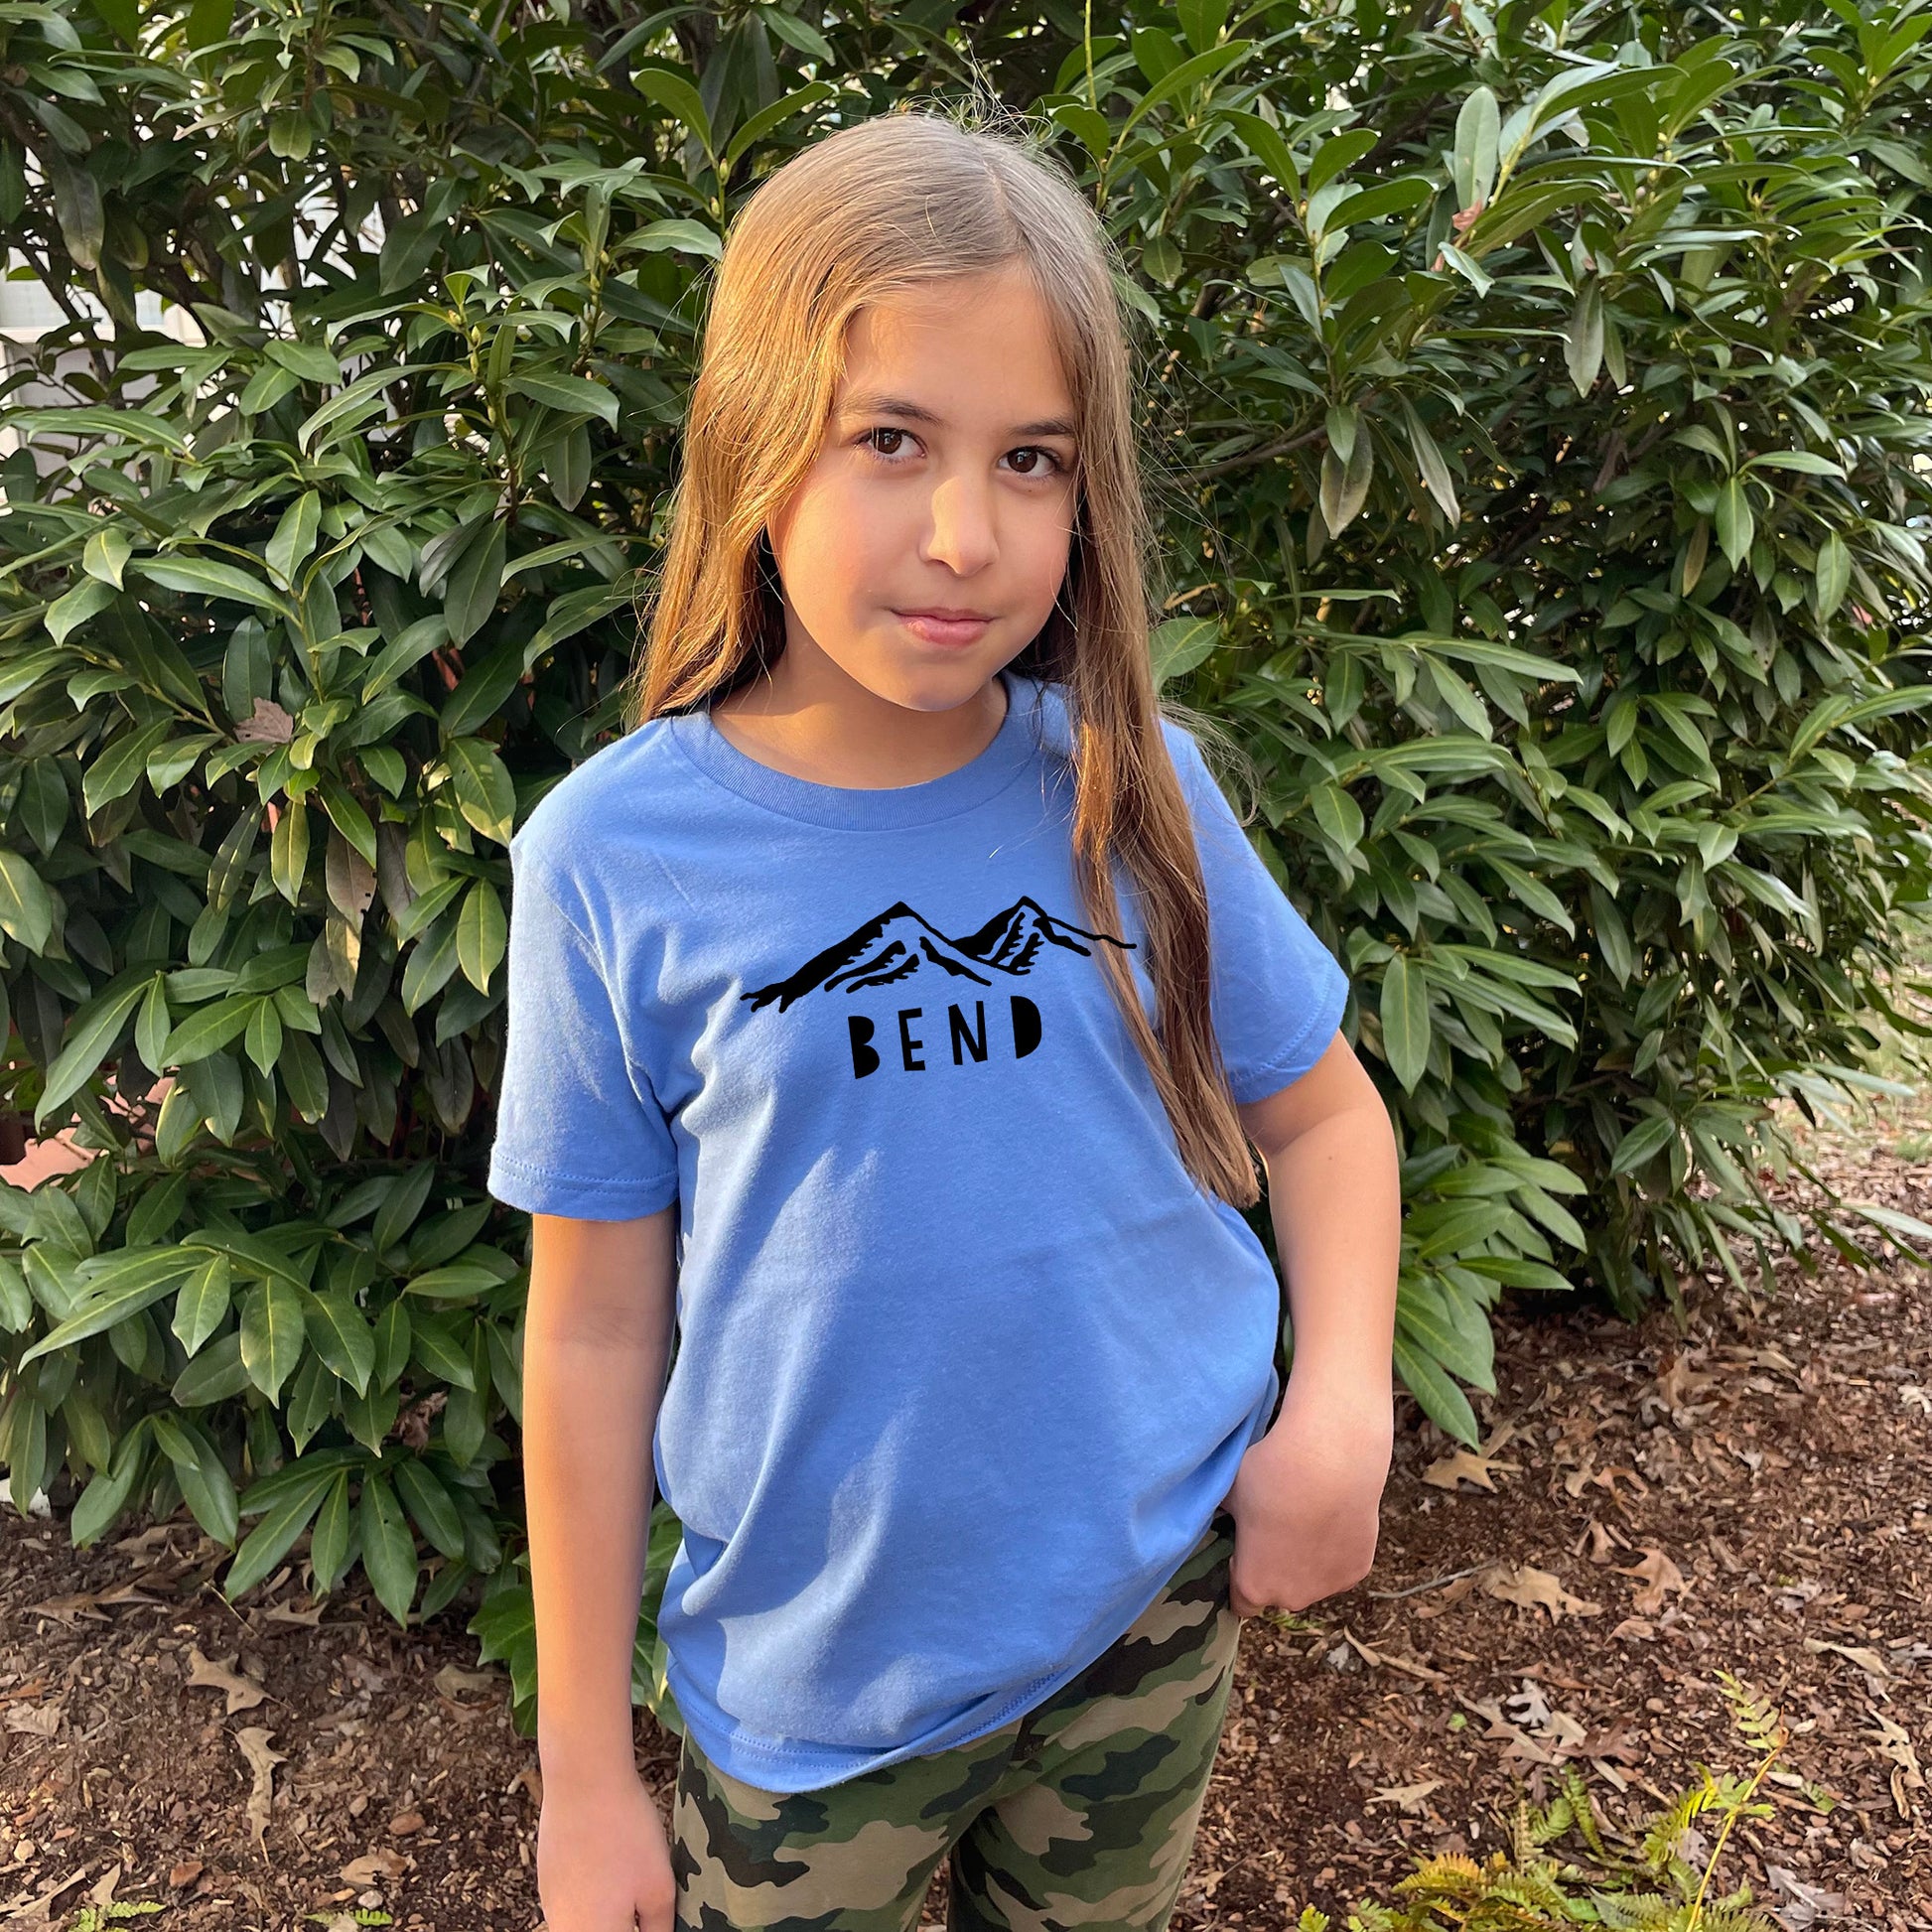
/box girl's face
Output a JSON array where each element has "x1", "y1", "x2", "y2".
[{"x1": 764, "y1": 261, "x2": 1080, "y2": 713}]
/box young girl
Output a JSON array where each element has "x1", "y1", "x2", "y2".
[{"x1": 487, "y1": 105, "x2": 1401, "y2": 1932}]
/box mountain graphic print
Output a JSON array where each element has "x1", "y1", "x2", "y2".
[{"x1": 742, "y1": 897, "x2": 1134, "y2": 1013}]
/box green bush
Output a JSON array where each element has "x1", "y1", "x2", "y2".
[{"x1": 2, "y1": 0, "x2": 1930, "y2": 1730}]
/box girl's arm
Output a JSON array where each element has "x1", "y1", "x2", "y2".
[
  {"x1": 1237, "y1": 1031, "x2": 1401, "y2": 1396},
  {"x1": 1222, "y1": 1033, "x2": 1401, "y2": 1618},
  {"x1": 523, "y1": 1207, "x2": 681, "y2": 1929}
]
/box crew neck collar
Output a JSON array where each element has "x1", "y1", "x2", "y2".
[{"x1": 670, "y1": 670, "x2": 1040, "y2": 829}]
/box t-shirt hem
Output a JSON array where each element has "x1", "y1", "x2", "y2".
[
  {"x1": 666, "y1": 1502, "x2": 1238, "y2": 1795},
  {"x1": 485, "y1": 1152, "x2": 677, "y2": 1219},
  {"x1": 1225, "y1": 961, "x2": 1349, "y2": 1104}
]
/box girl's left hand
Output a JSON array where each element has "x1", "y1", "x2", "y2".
[{"x1": 1217, "y1": 1376, "x2": 1394, "y2": 1620}]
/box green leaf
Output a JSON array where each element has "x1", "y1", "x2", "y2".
[
  {"x1": 17, "y1": 1248, "x2": 197, "y2": 1366},
  {"x1": 264, "y1": 339, "x2": 343, "y2": 384},
  {"x1": 404, "y1": 1263, "x2": 499, "y2": 1303},
  {"x1": 82, "y1": 718, "x2": 174, "y2": 817},
  {"x1": 1610, "y1": 1112, "x2": 1679, "y2": 1176},
  {"x1": 505, "y1": 374, "x2": 620, "y2": 426},
  {"x1": 271, "y1": 796, "x2": 311, "y2": 904},
  {"x1": 1309, "y1": 782, "x2": 1364, "y2": 855},
  {"x1": 1119, "y1": 41, "x2": 1253, "y2": 143},
  {"x1": 1318, "y1": 423, "x2": 1373, "y2": 535},
  {"x1": 172, "y1": 1329, "x2": 251, "y2": 1408},
  {"x1": 446, "y1": 738, "x2": 515, "y2": 845},
  {"x1": 1452, "y1": 85, "x2": 1500, "y2": 209},
  {"x1": 722, "y1": 82, "x2": 834, "y2": 168},
  {"x1": 172, "y1": 1250, "x2": 232, "y2": 1358},
  {"x1": 457, "y1": 881, "x2": 507, "y2": 993},
  {"x1": 0, "y1": 851, "x2": 55, "y2": 954},
  {"x1": 1714, "y1": 476, "x2": 1754, "y2": 570},
  {"x1": 1565, "y1": 279, "x2": 1603, "y2": 395},
  {"x1": 46, "y1": 575, "x2": 117, "y2": 644},
  {"x1": 393, "y1": 1456, "x2": 466, "y2": 1559},
  {"x1": 358, "y1": 1472, "x2": 420, "y2": 1624},
  {"x1": 265, "y1": 490, "x2": 321, "y2": 590},
  {"x1": 36, "y1": 974, "x2": 151, "y2": 1125},
  {"x1": 135, "y1": 555, "x2": 290, "y2": 615},
  {"x1": 304, "y1": 1289, "x2": 376, "y2": 1397},
  {"x1": 1815, "y1": 532, "x2": 1852, "y2": 619},
  {"x1": 222, "y1": 1464, "x2": 336, "y2": 1600},
  {"x1": 239, "y1": 1279, "x2": 306, "y2": 1402},
  {"x1": 628, "y1": 64, "x2": 713, "y2": 153},
  {"x1": 1395, "y1": 1279, "x2": 1495, "y2": 1393},
  {"x1": 373, "y1": 1162, "x2": 438, "y2": 1256},
  {"x1": 71, "y1": 1422, "x2": 150, "y2": 1547},
  {"x1": 163, "y1": 994, "x2": 255, "y2": 1066},
  {"x1": 1399, "y1": 400, "x2": 1458, "y2": 524},
  {"x1": 150, "y1": 1414, "x2": 239, "y2": 1547},
  {"x1": 1379, "y1": 956, "x2": 1431, "y2": 1092},
  {"x1": 1391, "y1": 1327, "x2": 1480, "y2": 1448},
  {"x1": 445, "y1": 519, "x2": 507, "y2": 648},
  {"x1": 1151, "y1": 617, "x2": 1219, "y2": 688}
]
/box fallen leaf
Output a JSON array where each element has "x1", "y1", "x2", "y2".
[
  {"x1": 25, "y1": 1593, "x2": 107, "y2": 1627},
  {"x1": 234, "y1": 1726, "x2": 285, "y2": 1853},
  {"x1": 1367, "y1": 1777, "x2": 1444, "y2": 1814},
  {"x1": 1477, "y1": 1562, "x2": 1602, "y2": 1622},
  {"x1": 1804, "y1": 1636, "x2": 1891, "y2": 1679},
  {"x1": 1422, "y1": 1446, "x2": 1522, "y2": 1492},
  {"x1": 235, "y1": 697, "x2": 295, "y2": 745},
  {"x1": 387, "y1": 1811, "x2": 424, "y2": 1836},
  {"x1": 90, "y1": 1582, "x2": 170, "y2": 1609},
  {"x1": 186, "y1": 1647, "x2": 267, "y2": 1716},
  {"x1": 111, "y1": 1525, "x2": 177, "y2": 1555},
  {"x1": 1863, "y1": 1710, "x2": 1925, "y2": 1817},
  {"x1": 1764, "y1": 1863, "x2": 1852, "y2": 1928},
  {"x1": 339, "y1": 1850, "x2": 410, "y2": 1886},
  {"x1": 166, "y1": 1861, "x2": 203, "y2": 1890},
  {"x1": 2, "y1": 1699, "x2": 65, "y2": 1739},
  {"x1": 1612, "y1": 1547, "x2": 1689, "y2": 1616},
  {"x1": 1333, "y1": 1627, "x2": 1448, "y2": 1683},
  {"x1": 2, "y1": 1864, "x2": 90, "y2": 1923},
  {"x1": 1576, "y1": 1719, "x2": 1646, "y2": 1766},
  {"x1": 433, "y1": 1663, "x2": 500, "y2": 1700}
]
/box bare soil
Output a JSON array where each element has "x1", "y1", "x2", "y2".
[{"x1": 0, "y1": 1089, "x2": 1927, "y2": 1932}]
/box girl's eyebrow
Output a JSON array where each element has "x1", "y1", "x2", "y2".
[{"x1": 838, "y1": 390, "x2": 1077, "y2": 440}]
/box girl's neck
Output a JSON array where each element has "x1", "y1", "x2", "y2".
[{"x1": 709, "y1": 657, "x2": 1012, "y2": 791}]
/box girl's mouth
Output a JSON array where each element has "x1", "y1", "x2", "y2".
[{"x1": 896, "y1": 610, "x2": 993, "y2": 646}]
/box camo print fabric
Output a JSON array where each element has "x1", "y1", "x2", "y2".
[{"x1": 669, "y1": 1508, "x2": 1239, "y2": 1932}]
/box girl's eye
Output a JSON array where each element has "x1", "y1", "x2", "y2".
[
  {"x1": 857, "y1": 429, "x2": 1067, "y2": 478},
  {"x1": 1004, "y1": 446, "x2": 1064, "y2": 479}
]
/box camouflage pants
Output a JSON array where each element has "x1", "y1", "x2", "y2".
[{"x1": 670, "y1": 1508, "x2": 1239, "y2": 1932}]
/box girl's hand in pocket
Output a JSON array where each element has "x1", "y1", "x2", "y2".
[
  {"x1": 1218, "y1": 1376, "x2": 1393, "y2": 1620},
  {"x1": 538, "y1": 1765, "x2": 677, "y2": 1931}
]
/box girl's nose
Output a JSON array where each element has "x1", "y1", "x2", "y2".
[{"x1": 921, "y1": 472, "x2": 998, "y2": 577}]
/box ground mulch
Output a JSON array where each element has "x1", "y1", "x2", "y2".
[{"x1": 0, "y1": 1087, "x2": 1926, "y2": 1931}]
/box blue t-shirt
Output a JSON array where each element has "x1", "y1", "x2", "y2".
[{"x1": 485, "y1": 667, "x2": 1349, "y2": 1792}]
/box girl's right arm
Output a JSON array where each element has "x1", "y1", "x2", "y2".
[{"x1": 523, "y1": 1205, "x2": 680, "y2": 1932}]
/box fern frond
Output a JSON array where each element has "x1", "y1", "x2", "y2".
[
  {"x1": 1557, "y1": 1760, "x2": 1611, "y2": 1862},
  {"x1": 1396, "y1": 1851, "x2": 1483, "y2": 1890},
  {"x1": 1713, "y1": 1670, "x2": 1787, "y2": 1757}
]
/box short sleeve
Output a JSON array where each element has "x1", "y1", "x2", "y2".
[
  {"x1": 485, "y1": 843, "x2": 680, "y2": 1219},
  {"x1": 1168, "y1": 723, "x2": 1349, "y2": 1103}
]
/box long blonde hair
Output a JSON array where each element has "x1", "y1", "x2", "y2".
[{"x1": 621, "y1": 103, "x2": 1268, "y2": 1208}]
